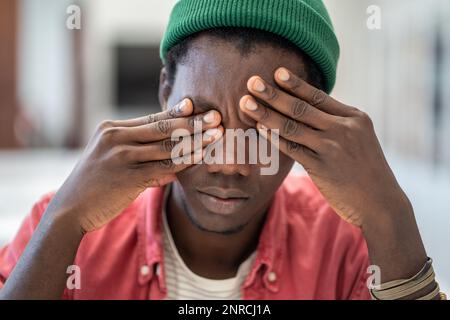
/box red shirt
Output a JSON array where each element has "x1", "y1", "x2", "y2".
[{"x1": 0, "y1": 174, "x2": 371, "y2": 299}]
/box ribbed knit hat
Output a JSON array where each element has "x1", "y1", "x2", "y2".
[{"x1": 160, "y1": 0, "x2": 339, "y2": 93}]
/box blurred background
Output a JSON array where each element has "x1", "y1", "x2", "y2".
[{"x1": 0, "y1": 0, "x2": 449, "y2": 292}]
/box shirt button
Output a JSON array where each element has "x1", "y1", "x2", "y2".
[
  {"x1": 267, "y1": 271, "x2": 277, "y2": 282},
  {"x1": 140, "y1": 265, "x2": 150, "y2": 276}
]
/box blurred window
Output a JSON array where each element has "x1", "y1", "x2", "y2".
[{"x1": 115, "y1": 45, "x2": 162, "y2": 113}]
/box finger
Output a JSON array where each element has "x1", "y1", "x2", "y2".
[
  {"x1": 145, "y1": 175, "x2": 177, "y2": 188},
  {"x1": 112, "y1": 99, "x2": 193, "y2": 127},
  {"x1": 139, "y1": 147, "x2": 205, "y2": 176},
  {"x1": 274, "y1": 68, "x2": 359, "y2": 117},
  {"x1": 239, "y1": 95, "x2": 323, "y2": 152},
  {"x1": 125, "y1": 110, "x2": 222, "y2": 143},
  {"x1": 131, "y1": 126, "x2": 224, "y2": 162},
  {"x1": 246, "y1": 76, "x2": 334, "y2": 130},
  {"x1": 257, "y1": 123, "x2": 318, "y2": 169}
]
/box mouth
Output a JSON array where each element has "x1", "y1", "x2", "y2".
[{"x1": 196, "y1": 186, "x2": 250, "y2": 215}]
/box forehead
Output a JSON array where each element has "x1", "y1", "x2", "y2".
[{"x1": 171, "y1": 34, "x2": 307, "y2": 116}]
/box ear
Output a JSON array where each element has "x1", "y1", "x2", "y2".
[{"x1": 158, "y1": 67, "x2": 172, "y2": 111}]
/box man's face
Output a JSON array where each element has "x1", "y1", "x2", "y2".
[{"x1": 162, "y1": 34, "x2": 309, "y2": 234}]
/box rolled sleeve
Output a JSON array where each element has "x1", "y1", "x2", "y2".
[
  {"x1": 0, "y1": 192, "x2": 55, "y2": 287},
  {"x1": 345, "y1": 228, "x2": 372, "y2": 300}
]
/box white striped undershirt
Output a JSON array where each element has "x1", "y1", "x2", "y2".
[{"x1": 162, "y1": 187, "x2": 256, "y2": 300}]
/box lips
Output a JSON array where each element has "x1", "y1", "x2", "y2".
[
  {"x1": 196, "y1": 186, "x2": 250, "y2": 215},
  {"x1": 197, "y1": 186, "x2": 250, "y2": 200}
]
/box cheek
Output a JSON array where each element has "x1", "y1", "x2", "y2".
[
  {"x1": 175, "y1": 166, "x2": 195, "y2": 182},
  {"x1": 175, "y1": 164, "x2": 206, "y2": 187},
  {"x1": 267, "y1": 152, "x2": 295, "y2": 185},
  {"x1": 280, "y1": 153, "x2": 295, "y2": 174},
  {"x1": 257, "y1": 154, "x2": 295, "y2": 194}
]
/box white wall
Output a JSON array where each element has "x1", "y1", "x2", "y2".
[
  {"x1": 324, "y1": 0, "x2": 446, "y2": 163},
  {"x1": 18, "y1": 0, "x2": 75, "y2": 147},
  {"x1": 81, "y1": 0, "x2": 179, "y2": 142},
  {"x1": 324, "y1": 0, "x2": 450, "y2": 292}
]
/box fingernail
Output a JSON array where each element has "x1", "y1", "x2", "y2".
[
  {"x1": 204, "y1": 128, "x2": 220, "y2": 140},
  {"x1": 258, "y1": 127, "x2": 268, "y2": 137},
  {"x1": 277, "y1": 68, "x2": 290, "y2": 81},
  {"x1": 203, "y1": 111, "x2": 216, "y2": 124},
  {"x1": 252, "y1": 78, "x2": 266, "y2": 92},
  {"x1": 258, "y1": 124, "x2": 268, "y2": 130},
  {"x1": 245, "y1": 98, "x2": 258, "y2": 111},
  {"x1": 176, "y1": 100, "x2": 188, "y2": 113}
]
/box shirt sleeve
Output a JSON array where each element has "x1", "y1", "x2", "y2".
[
  {"x1": 348, "y1": 259, "x2": 372, "y2": 300},
  {"x1": 345, "y1": 227, "x2": 372, "y2": 300},
  {"x1": 0, "y1": 192, "x2": 55, "y2": 289}
]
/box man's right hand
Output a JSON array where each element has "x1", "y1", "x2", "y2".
[{"x1": 45, "y1": 98, "x2": 222, "y2": 233}]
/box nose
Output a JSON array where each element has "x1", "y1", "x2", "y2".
[
  {"x1": 206, "y1": 162, "x2": 252, "y2": 176},
  {"x1": 205, "y1": 110, "x2": 254, "y2": 177},
  {"x1": 205, "y1": 131, "x2": 253, "y2": 176}
]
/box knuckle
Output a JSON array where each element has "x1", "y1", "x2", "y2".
[
  {"x1": 162, "y1": 139, "x2": 178, "y2": 152},
  {"x1": 324, "y1": 140, "x2": 341, "y2": 159},
  {"x1": 188, "y1": 115, "x2": 202, "y2": 130},
  {"x1": 325, "y1": 115, "x2": 343, "y2": 131},
  {"x1": 101, "y1": 127, "x2": 121, "y2": 141},
  {"x1": 157, "y1": 119, "x2": 172, "y2": 135},
  {"x1": 339, "y1": 119, "x2": 360, "y2": 142},
  {"x1": 287, "y1": 140, "x2": 302, "y2": 154},
  {"x1": 97, "y1": 120, "x2": 115, "y2": 132},
  {"x1": 266, "y1": 87, "x2": 279, "y2": 102},
  {"x1": 158, "y1": 159, "x2": 175, "y2": 170},
  {"x1": 358, "y1": 111, "x2": 374, "y2": 127},
  {"x1": 188, "y1": 117, "x2": 195, "y2": 129},
  {"x1": 287, "y1": 141, "x2": 315, "y2": 159},
  {"x1": 258, "y1": 107, "x2": 271, "y2": 121},
  {"x1": 310, "y1": 89, "x2": 328, "y2": 107},
  {"x1": 291, "y1": 100, "x2": 309, "y2": 120},
  {"x1": 334, "y1": 117, "x2": 350, "y2": 130},
  {"x1": 147, "y1": 114, "x2": 157, "y2": 124},
  {"x1": 345, "y1": 117, "x2": 362, "y2": 132},
  {"x1": 167, "y1": 108, "x2": 178, "y2": 118},
  {"x1": 283, "y1": 119, "x2": 300, "y2": 137},
  {"x1": 337, "y1": 117, "x2": 355, "y2": 130},
  {"x1": 349, "y1": 106, "x2": 361, "y2": 113},
  {"x1": 114, "y1": 146, "x2": 132, "y2": 161},
  {"x1": 289, "y1": 77, "x2": 304, "y2": 93}
]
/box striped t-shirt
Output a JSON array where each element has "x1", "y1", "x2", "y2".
[{"x1": 162, "y1": 189, "x2": 256, "y2": 300}]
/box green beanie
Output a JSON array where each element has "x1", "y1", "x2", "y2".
[{"x1": 160, "y1": 0, "x2": 340, "y2": 94}]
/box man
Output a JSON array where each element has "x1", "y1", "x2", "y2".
[{"x1": 0, "y1": 0, "x2": 443, "y2": 300}]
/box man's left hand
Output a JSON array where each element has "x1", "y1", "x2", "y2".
[{"x1": 240, "y1": 67, "x2": 412, "y2": 228}]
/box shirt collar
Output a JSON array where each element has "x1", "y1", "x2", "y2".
[{"x1": 137, "y1": 183, "x2": 288, "y2": 292}]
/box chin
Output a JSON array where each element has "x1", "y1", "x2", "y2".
[{"x1": 186, "y1": 204, "x2": 255, "y2": 235}]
